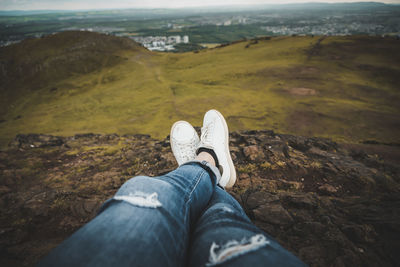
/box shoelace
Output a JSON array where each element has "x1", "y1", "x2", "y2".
[
  {"x1": 176, "y1": 138, "x2": 198, "y2": 162},
  {"x1": 200, "y1": 121, "x2": 214, "y2": 146}
]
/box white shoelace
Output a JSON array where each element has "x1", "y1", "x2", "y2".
[
  {"x1": 200, "y1": 122, "x2": 214, "y2": 147},
  {"x1": 175, "y1": 137, "x2": 198, "y2": 163}
]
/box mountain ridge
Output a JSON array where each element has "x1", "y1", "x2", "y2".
[{"x1": 0, "y1": 2, "x2": 395, "y2": 15}]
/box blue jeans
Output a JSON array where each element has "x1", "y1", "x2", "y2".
[{"x1": 38, "y1": 161, "x2": 305, "y2": 267}]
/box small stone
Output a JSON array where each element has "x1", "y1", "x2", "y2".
[
  {"x1": 277, "y1": 180, "x2": 303, "y2": 191},
  {"x1": 284, "y1": 194, "x2": 317, "y2": 209},
  {"x1": 2, "y1": 172, "x2": 15, "y2": 186},
  {"x1": 318, "y1": 184, "x2": 337, "y2": 195},
  {"x1": 253, "y1": 203, "x2": 294, "y2": 225},
  {"x1": 239, "y1": 172, "x2": 250, "y2": 179},
  {"x1": 125, "y1": 150, "x2": 136, "y2": 160},
  {"x1": 321, "y1": 216, "x2": 332, "y2": 225},
  {"x1": 290, "y1": 208, "x2": 314, "y2": 222},
  {"x1": 246, "y1": 191, "x2": 279, "y2": 209},
  {"x1": 0, "y1": 152, "x2": 7, "y2": 160},
  {"x1": 322, "y1": 162, "x2": 338, "y2": 174},
  {"x1": 72, "y1": 203, "x2": 87, "y2": 217},
  {"x1": 341, "y1": 224, "x2": 376, "y2": 243},
  {"x1": 161, "y1": 152, "x2": 176, "y2": 165},
  {"x1": 12, "y1": 134, "x2": 64, "y2": 148},
  {"x1": 308, "y1": 147, "x2": 330, "y2": 157},
  {"x1": 243, "y1": 145, "x2": 264, "y2": 162},
  {"x1": 83, "y1": 200, "x2": 99, "y2": 214},
  {"x1": 287, "y1": 136, "x2": 310, "y2": 152},
  {"x1": 0, "y1": 186, "x2": 11, "y2": 194}
]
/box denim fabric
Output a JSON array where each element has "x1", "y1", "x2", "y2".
[
  {"x1": 37, "y1": 161, "x2": 305, "y2": 267},
  {"x1": 188, "y1": 186, "x2": 307, "y2": 267}
]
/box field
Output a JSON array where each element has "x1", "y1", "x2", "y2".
[{"x1": 0, "y1": 32, "x2": 399, "y2": 147}]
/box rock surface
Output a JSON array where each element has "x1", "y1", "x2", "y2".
[{"x1": 0, "y1": 130, "x2": 399, "y2": 266}]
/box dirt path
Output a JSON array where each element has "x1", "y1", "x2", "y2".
[
  {"x1": 307, "y1": 37, "x2": 325, "y2": 60},
  {"x1": 132, "y1": 52, "x2": 181, "y2": 116}
]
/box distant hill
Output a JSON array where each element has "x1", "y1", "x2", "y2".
[
  {"x1": 0, "y1": 10, "x2": 72, "y2": 16},
  {"x1": 0, "y1": 31, "x2": 146, "y2": 114},
  {"x1": 0, "y1": 31, "x2": 399, "y2": 147},
  {"x1": 0, "y1": 2, "x2": 396, "y2": 16}
]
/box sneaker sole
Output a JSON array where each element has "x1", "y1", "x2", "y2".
[{"x1": 211, "y1": 109, "x2": 236, "y2": 188}]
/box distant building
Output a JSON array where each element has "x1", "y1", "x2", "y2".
[
  {"x1": 168, "y1": 35, "x2": 181, "y2": 44},
  {"x1": 131, "y1": 35, "x2": 188, "y2": 51},
  {"x1": 152, "y1": 41, "x2": 165, "y2": 47},
  {"x1": 183, "y1": 35, "x2": 189, "y2": 43},
  {"x1": 224, "y1": 20, "x2": 232, "y2": 26}
]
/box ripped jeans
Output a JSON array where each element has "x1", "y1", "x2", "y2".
[{"x1": 38, "y1": 161, "x2": 305, "y2": 267}]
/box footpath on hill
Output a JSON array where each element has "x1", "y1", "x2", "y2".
[{"x1": 0, "y1": 130, "x2": 399, "y2": 266}]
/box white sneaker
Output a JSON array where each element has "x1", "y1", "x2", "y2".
[
  {"x1": 197, "y1": 110, "x2": 236, "y2": 188},
  {"x1": 170, "y1": 121, "x2": 200, "y2": 166}
]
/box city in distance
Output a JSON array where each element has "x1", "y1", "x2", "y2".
[{"x1": 1, "y1": 2, "x2": 400, "y2": 51}]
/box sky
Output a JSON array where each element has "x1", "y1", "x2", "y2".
[{"x1": 1, "y1": 0, "x2": 399, "y2": 10}]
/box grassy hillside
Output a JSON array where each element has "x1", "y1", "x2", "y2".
[{"x1": 0, "y1": 32, "x2": 399, "y2": 147}]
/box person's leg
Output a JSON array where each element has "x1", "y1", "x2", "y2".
[
  {"x1": 188, "y1": 186, "x2": 306, "y2": 267},
  {"x1": 37, "y1": 160, "x2": 220, "y2": 267}
]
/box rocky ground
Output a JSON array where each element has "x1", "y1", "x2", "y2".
[{"x1": 0, "y1": 130, "x2": 399, "y2": 266}]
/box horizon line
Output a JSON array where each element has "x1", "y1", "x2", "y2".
[{"x1": 1, "y1": 1, "x2": 399, "y2": 12}]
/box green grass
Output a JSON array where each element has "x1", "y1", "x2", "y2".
[{"x1": 1, "y1": 33, "x2": 399, "y2": 147}]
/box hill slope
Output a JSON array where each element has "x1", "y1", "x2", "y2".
[
  {"x1": 1, "y1": 32, "x2": 399, "y2": 147},
  {"x1": 0, "y1": 31, "x2": 146, "y2": 111}
]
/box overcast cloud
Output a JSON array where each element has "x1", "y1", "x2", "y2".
[{"x1": 1, "y1": 0, "x2": 399, "y2": 10}]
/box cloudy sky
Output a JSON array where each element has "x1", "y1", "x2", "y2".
[{"x1": 1, "y1": 0, "x2": 399, "y2": 10}]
